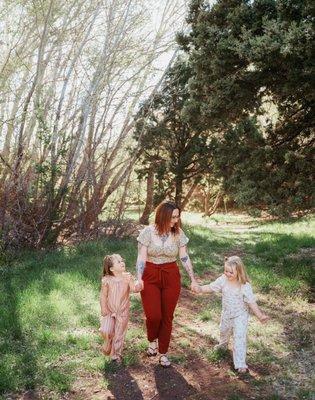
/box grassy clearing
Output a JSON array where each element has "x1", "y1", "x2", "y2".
[
  {"x1": 0, "y1": 237, "x2": 139, "y2": 398},
  {"x1": 0, "y1": 213, "x2": 314, "y2": 399}
]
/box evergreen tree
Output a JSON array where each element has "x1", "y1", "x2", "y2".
[
  {"x1": 178, "y1": 0, "x2": 314, "y2": 216},
  {"x1": 134, "y1": 60, "x2": 212, "y2": 208}
]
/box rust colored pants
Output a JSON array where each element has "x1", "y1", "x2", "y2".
[{"x1": 141, "y1": 261, "x2": 181, "y2": 354}]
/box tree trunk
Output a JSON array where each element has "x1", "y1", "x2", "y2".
[
  {"x1": 175, "y1": 174, "x2": 183, "y2": 207},
  {"x1": 13, "y1": 0, "x2": 54, "y2": 174},
  {"x1": 181, "y1": 178, "x2": 201, "y2": 210},
  {"x1": 117, "y1": 168, "x2": 132, "y2": 220},
  {"x1": 205, "y1": 191, "x2": 222, "y2": 216},
  {"x1": 139, "y1": 167, "x2": 154, "y2": 224}
]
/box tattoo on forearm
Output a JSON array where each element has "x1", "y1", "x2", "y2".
[
  {"x1": 137, "y1": 260, "x2": 145, "y2": 277},
  {"x1": 180, "y1": 254, "x2": 194, "y2": 279},
  {"x1": 180, "y1": 255, "x2": 188, "y2": 263}
]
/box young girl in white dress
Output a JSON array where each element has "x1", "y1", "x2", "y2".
[{"x1": 195, "y1": 256, "x2": 269, "y2": 372}]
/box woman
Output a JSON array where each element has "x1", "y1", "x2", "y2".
[{"x1": 136, "y1": 201, "x2": 199, "y2": 367}]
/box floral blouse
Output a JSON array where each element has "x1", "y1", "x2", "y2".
[{"x1": 137, "y1": 225, "x2": 189, "y2": 264}]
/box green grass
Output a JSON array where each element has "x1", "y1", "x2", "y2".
[
  {"x1": 199, "y1": 308, "x2": 213, "y2": 322},
  {"x1": 0, "y1": 237, "x2": 138, "y2": 397},
  {"x1": 205, "y1": 347, "x2": 230, "y2": 364},
  {"x1": 0, "y1": 213, "x2": 314, "y2": 398},
  {"x1": 169, "y1": 353, "x2": 187, "y2": 364}
]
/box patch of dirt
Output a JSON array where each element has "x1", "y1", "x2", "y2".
[{"x1": 67, "y1": 358, "x2": 257, "y2": 400}]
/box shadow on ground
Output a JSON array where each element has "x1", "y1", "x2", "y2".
[{"x1": 103, "y1": 362, "x2": 144, "y2": 400}]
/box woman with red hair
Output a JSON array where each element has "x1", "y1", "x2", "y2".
[{"x1": 136, "y1": 201, "x2": 199, "y2": 367}]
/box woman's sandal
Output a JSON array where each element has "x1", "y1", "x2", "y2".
[
  {"x1": 159, "y1": 354, "x2": 171, "y2": 368},
  {"x1": 147, "y1": 341, "x2": 158, "y2": 357}
]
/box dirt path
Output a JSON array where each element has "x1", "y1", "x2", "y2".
[{"x1": 59, "y1": 287, "x2": 273, "y2": 400}]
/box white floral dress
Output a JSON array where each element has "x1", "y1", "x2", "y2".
[{"x1": 206, "y1": 274, "x2": 256, "y2": 369}]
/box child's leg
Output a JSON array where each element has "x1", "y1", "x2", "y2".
[
  {"x1": 99, "y1": 315, "x2": 115, "y2": 355},
  {"x1": 110, "y1": 314, "x2": 129, "y2": 359},
  {"x1": 232, "y1": 313, "x2": 249, "y2": 370},
  {"x1": 219, "y1": 315, "x2": 232, "y2": 347}
]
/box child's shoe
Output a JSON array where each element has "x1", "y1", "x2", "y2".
[{"x1": 111, "y1": 355, "x2": 122, "y2": 363}]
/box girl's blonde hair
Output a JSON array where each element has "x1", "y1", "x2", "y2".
[
  {"x1": 224, "y1": 256, "x2": 250, "y2": 284},
  {"x1": 102, "y1": 254, "x2": 120, "y2": 277}
]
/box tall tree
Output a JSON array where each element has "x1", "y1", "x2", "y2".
[
  {"x1": 177, "y1": 0, "x2": 314, "y2": 216},
  {"x1": 0, "y1": 0, "x2": 187, "y2": 248},
  {"x1": 134, "y1": 59, "x2": 212, "y2": 213}
]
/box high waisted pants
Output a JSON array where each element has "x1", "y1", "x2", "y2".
[
  {"x1": 220, "y1": 312, "x2": 249, "y2": 369},
  {"x1": 141, "y1": 261, "x2": 181, "y2": 354}
]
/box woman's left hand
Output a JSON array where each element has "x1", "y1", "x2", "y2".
[{"x1": 190, "y1": 279, "x2": 200, "y2": 293}]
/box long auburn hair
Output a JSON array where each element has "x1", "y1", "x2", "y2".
[
  {"x1": 224, "y1": 256, "x2": 250, "y2": 285},
  {"x1": 155, "y1": 201, "x2": 181, "y2": 236}
]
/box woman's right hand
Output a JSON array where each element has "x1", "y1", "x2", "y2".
[{"x1": 137, "y1": 278, "x2": 144, "y2": 291}]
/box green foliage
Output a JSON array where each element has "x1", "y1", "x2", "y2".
[
  {"x1": 178, "y1": 0, "x2": 315, "y2": 216},
  {"x1": 134, "y1": 60, "x2": 213, "y2": 205},
  {"x1": 211, "y1": 117, "x2": 314, "y2": 216}
]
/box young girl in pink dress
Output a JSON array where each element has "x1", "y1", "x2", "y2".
[{"x1": 99, "y1": 254, "x2": 141, "y2": 362}]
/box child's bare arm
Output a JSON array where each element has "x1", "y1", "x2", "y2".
[
  {"x1": 200, "y1": 285, "x2": 213, "y2": 293},
  {"x1": 123, "y1": 272, "x2": 141, "y2": 293},
  {"x1": 100, "y1": 283, "x2": 109, "y2": 316},
  {"x1": 190, "y1": 284, "x2": 215, "y2": 294},
  {"x1": 128, "y1": 274, "x2": 139, "y2": 293},
  {"x1": 129, "y1": 275, "x2": 136, "y2": 292},
  {"x1": 193, "y1": 275, "x2": 225, "y2": 294},
  {"x1": 248, "y1": 302, "x2": 269, "y2": 323}
]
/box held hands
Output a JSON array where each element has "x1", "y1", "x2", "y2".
[
  {"x1": 134, "y1": 279, "x2": 144, "y2": 292},
  {"x1": 190, "y1": 279, "x2": 202, "y2": 294},
  {"x1": 136, "y1": 278, "x2": 144, "y2": 291},
  {"x1": 123, "y1": 272, "x2": 144, "y2": 292}
]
